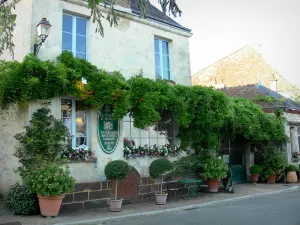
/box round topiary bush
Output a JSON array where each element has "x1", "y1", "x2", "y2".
[
  {"x1": 4, "y1": 183, "x2": 39, "y2": 215},
  {"x1": 149, "y1": 159, "x2": 173, "y2": 179},
  {"x1": 149, "y1": 159, "x2": 173, "y2": 194},
  {"x1": 104, "y1": 160, "x2": 130, "y2": 199},
  {"x1": 250, "y1": 165, "x2": 262, "y2": 175},
  {"x1": 286, "y1": 164, "x2": 298, "y2": 172}
]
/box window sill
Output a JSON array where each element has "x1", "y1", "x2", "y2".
[{"x1": 64, "y1": 158, "x2": 97, "y2": 164}]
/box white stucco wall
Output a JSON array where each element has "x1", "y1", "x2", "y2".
[{"x1": 0, "y1": 0, "x2": 191, "y2": 193}]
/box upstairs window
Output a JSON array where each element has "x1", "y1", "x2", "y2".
[
  {"x1": 62, "y1": 14, "x2": 87, "y2": 59},
  {"x1": 155, "y1": 38, "x2": 172, "y2": 80}
]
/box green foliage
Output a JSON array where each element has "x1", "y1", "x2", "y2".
[
  {"x1": 104, "y1": 160, "x2": 130, "y2": 181},
  {"x1": 255, "y1": 148, "x2": 287, "y2": 174},
  {"x1": 0, "y1": 52, "x2": 287, "y2": 151},
  {"x1": 4, "y1": 183, "x2": 39, "y2": 215},
  {"x1": 223, "y1": 98, "x2": 287, "y2": 143},
  {"x1": 250, "y1": 165, "x2": 262, "y2": 175},
  {"x1": 14, "y1": 107, "x2": 71, "y2": 179},
  {"x1": 286, "y1": 164, "x2": 298, "y2": 172},
  {"x1": 24, "y1": 163, "x2": 75, "y2": 197},
  {"x1": 149, "y1": 159, "x2": 173, "y2": 179},
  {"x1": 203, "y1": 157, "x2": 228, "y2": 179}
]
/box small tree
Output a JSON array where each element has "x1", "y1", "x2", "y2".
[
  {"x1": 104, "y1": 160, "x2": 130, "y2": 200},
  {"x1": 250, "y1": 165, "x2": 262, "y2": 175},
  {"x1": 149, "y1": 159, "x2": 173, "y2": 194},
  {"x1": 14, "y1": 107, "x2": 71, "y2": 179},
  {"x1": 203, "y1": 157, "x2": 228, "y2": 180}
]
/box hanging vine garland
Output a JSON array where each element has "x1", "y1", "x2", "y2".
[{"x1": 0, "y1": 52, "x2": 287, "y2": 151}]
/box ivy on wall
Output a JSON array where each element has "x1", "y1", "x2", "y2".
[{"x1": 0, "y1": 52, "x2": 288, "y2": 151}]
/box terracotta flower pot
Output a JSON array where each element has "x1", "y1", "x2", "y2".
[
  {"x1": 155, "y1": 193, "x2": 168, "y2": 205},
  {"x1": 38, "y1": 195, "x2": 64, "y2": 217},
  {"x1": 207, "y1": 179, "x2": 220, "y2": 193},
  {"x1": 108, "y1": 199, "x2": 123, "y2": 212},
  {"x1": 287, "y1": 171, "x2": 298, "y2": 183},
  {"x1": 268, "y1": 174, "x2": 276, "y2": 184},
  {"x1": 251, "y1": 174, "x2": 260, "y2": 183}
]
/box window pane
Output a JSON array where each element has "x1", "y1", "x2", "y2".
[
  {"x1": 62, "y1": 32, "x2": 72, "y2": 51},
  {"x1": 76, "y1": 136, "x2": 86, "y2": 146},
  {"x1": 76, "y1": 35, "x2": 86, "y2": 53},
  {"x1": 163, "y1": 55, "x2": 170, "y2": 70},
  {"x1": 156, "y1": 67, "x2": 162, "y2": 80},
  {"x1": 163, "y1": 69, "x2": 170, "y2": 80},
  {"x1": 76, "y1": 18, "x2": 86, "y2": 35},
  {"x1": 162, "y1": 41, "x2": 169, "y2": 55},
  {"x1": 155, "y1": 53, "x2": 160, "y2": 68},
  {"x1": 61, "y1": 99, "x2": 73, "y2": 135},
  {"x1": 76, "y1": 53, "x2": 86, "y2": 59},
  {"x1": 63, "y1": 15, "x2": 72, "y2": 33},
  {"x1": 140, "y1": 128, "x2": 149, "y2": 138},
  {"x1": 154, "y1": 39, "x2": 160, "y2": 53}
]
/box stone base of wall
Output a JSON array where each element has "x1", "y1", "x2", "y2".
[{"x1": 61, "y1": 176, "x2": 203, "y2": 213}]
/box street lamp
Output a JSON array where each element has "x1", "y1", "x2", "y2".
[{"x1": 34, "y1": 18, "x2": 52, "y2": 55}]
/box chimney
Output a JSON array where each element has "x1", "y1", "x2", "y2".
[{"x1": 270, "y1": 74, "x2": 278, "y2": 92}]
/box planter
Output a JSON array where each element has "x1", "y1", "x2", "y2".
[
  {"x1": 268, "y1": 174, "x2": 276, "y2": 184},
  {"x1": 251, "y1": 174, "x2": 260, "y2": 183},
  {"x1": 38, "y1": 195, "x2": 64, "y2": 217},
  {"x1": 108, "y1": 199, "x2": 123, "y2": 212},
  {"x1": 287, "y1": 171, "x2": 298, "y2": 183},
  {"x1": 155, "y1": 193, "x2": 168, "y2": 205},
  {"x1": 207, "y1": 179, "x2": 220, "y2": 193}
]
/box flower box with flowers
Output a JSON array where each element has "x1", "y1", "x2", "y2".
[
  {"x1": 123, "y1": 141, "x2": 182, "y2": 159},
  {"x1": 61, "y1": 145, "x2": 95, "y2": 162}
]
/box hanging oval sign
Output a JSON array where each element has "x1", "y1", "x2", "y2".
[{"x1": 97, "y1": 105, "x2": 119, "y2": 154}]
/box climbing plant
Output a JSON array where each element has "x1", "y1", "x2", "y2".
[{"x1": 0, "y1": 51, "x2": 287, "y2": 151}]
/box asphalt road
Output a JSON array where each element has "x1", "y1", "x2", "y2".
[{"x1": 105, "y1": 191, "x2": 300, "y2": 225}]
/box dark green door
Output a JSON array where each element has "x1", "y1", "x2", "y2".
[{"x1": 229, "y1": 148, "x2": 247, "y2": 184}]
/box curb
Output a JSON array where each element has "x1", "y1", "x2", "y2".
[{"x1": 54, "y1": 186, "x2": 299, "y2": 225}]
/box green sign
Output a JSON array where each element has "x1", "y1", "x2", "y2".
[{"x1": 98, "y1": 105, "x2": 119, "y2": 154}]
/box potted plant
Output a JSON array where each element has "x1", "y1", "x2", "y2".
[
  {"x1": 203, "y1": 157, "x2": 228, "y2": 193},
  {"x1": 286, "y1": 164, "x2": 298, "y2": 183},
  {"x1": 149, "y1": 159, "x2": 173, "y2": 205},
  {"x1": 266, "y1": 169, "x2": 276, "y2": 184},
  {"x1": 104, "y1": 160, "x2": 130, "y2": 212},
  {"x1": 250, "y1": 165, "x2": 262, "y2": 183},
  {"x1": 24, "y1": 163, "x2": 75, "y2": 217}
]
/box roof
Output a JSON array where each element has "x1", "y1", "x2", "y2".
[
  {"x1": 223, "y1": 84, "x2": 300, "y2": 111},
  {"x1": 130, "y1": 0, "x2": 191, "y2": 32}
]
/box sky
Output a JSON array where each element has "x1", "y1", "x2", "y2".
[{"x1": 154, "y1": 0, "x2": 300, "y2": 88}]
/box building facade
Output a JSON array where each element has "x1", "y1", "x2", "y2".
[{"x1": 0, "y1": 0, "x2": 192, "y2": 203}]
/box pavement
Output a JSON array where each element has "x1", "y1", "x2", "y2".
[{"x1": 0, "y1": 183, "x2": 299, "y2": 225}]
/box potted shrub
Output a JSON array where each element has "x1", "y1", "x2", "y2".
[
  {"x1": 250, "y1": 165, "x2": 262, "y2": 183},
  {"x1": 286, "y1": 164, "x2": 298, "y2": 183},
  {"x1": 24, "y1": 163, "x2": 75, "y2": 217},
  {"x1": 149, "y1": 159, "x2": 173, "y2": 205},
  {"x1": 203, "y1": 157, "x2": 228, "y2": 193},
  {"x1": 257, "y1": 148, "x2": 287, "y2": 184},
  {"x1": 266, "y1": 169, "x2": 276, "y2": 184},
  {"x1": 104, "y1": 160, "x2": 130, "y2": 212}
]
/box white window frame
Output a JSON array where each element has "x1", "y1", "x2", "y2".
[
  {"x1": 154, "y1": 38, "x2": 172, "y2": 81},
  {"x1": 62, "y1": 14, "x2": 88, "y2": 60},
  {"x1": 61, "y1": 99, "x2": 90, "y2": 148}
]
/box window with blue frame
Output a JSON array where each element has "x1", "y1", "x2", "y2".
[
  {"x1": 155, "y1": 38, "x2": 171, "y2": 80},
  {"x1": 62, "y1": 14, "x2": 87, "y2": 59}
]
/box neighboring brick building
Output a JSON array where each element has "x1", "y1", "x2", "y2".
[{"x1": 192, "y1": 45, "x2": 298, "y2": 99}]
